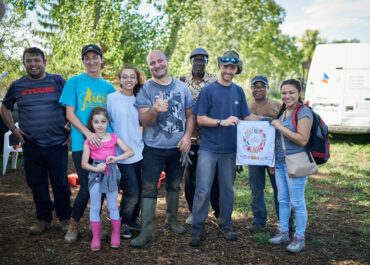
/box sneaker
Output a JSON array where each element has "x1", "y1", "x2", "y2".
[
  {"x1": 268, "y1": 228, "x2": 290, "y2": 245},
  {"x1": 218, "y1": 228, "x2": 237, "y2": 241},
  {"x1": 127, "y1": 221, "x2": 141, "y2": 231},
  {"x1": 286, "y1": 234, "x2": 305, "y2": 253},
  {"x1": 29, "y1": 220, "x2": 52, "y2": 235},
  {"x1": 186, "y1": 214, "x2": 193, "y2": 225},
  {"x1": 120, "y1": 224, "x2": 132, "y2": 239},
  {"x1": 249, "y1": 222, "x2": 267, "y2": 233},
  {"x1": 60, "y1": 219, "x2": 70, "y2": 234},
  {"x1": 189, "y1": 233, "x2": 201, "y2": 247}
]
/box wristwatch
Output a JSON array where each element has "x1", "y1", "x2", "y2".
[
  {"x1": 10, "y1": 125, "x2": 17, "y2": 133},
  {"x1": 217, "y1": 119, "x2": 221, "y2": 127}
]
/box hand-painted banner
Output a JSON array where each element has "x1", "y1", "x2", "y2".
[{"x1": 236, "y1": 121, "x2": 275, "y2": 166}]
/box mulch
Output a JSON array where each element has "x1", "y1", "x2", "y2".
[{"x1": 0, "y1": 161, "x2": 368, "y2": 265}]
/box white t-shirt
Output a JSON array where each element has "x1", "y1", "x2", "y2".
[{"x1": 107, "y1": 91, "x2": 144, "y2": 164}]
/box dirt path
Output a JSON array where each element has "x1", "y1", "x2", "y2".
[{"x1": 0, "y1": 165, "x2": 368, "y2": 264}]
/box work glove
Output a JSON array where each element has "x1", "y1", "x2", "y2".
[
  {"x1": 236, "y1": 166, "x2": 244, "y2": 174},
  {"x1": 258, "y1": 116, "x2": 273, "y2": 123},
  {"x1": 179, "y1": 151, "x2": 194, "y2": 168}
]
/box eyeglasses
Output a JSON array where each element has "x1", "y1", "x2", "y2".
[
  {"x1": 122, "y1": 74, "x2": 137, "y2": 80},
  {"x1": 221, "y1": 57, "x2": 239, "y2": 64},
  {"x1": 251, "y1": 85, "x2": 267, "y2": 90}
]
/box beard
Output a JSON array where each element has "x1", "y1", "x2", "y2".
[
  {"x1": 27, "y1": 71, "x2": 45, "y2": 80},
  {"x1": 151, "y1": 67, "x2": 168, "y2": 79}
]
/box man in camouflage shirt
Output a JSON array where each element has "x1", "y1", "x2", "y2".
[{"x1": 180, "y1": 48, "x2": 220, "y2": 225}]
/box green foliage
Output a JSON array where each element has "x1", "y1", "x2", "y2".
[
  {"x1": 0, "y1": 3, "x2": 29, "y2": 94},
  {"x1": 33, "y1": 0, "x2": 162, "y2": 80},
  {"x1": 331, "y1": 38, "x2": 360, "y2": 44},
  {"x1": 297, "y1": 29, "x2": 326, "y2": 63},
  {"x1": 169, "y1": 0, "x2": 302, "y2": 94}
]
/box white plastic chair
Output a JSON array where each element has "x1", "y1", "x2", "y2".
[{"x1": 3, "y1": 122, "x2": 23, "y2": 175}]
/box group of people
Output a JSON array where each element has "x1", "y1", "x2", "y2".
[{"x1": 1, "y1": 44, "x2": 312, "y2": 254}]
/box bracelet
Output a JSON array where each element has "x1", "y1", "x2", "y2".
[{"x1": 10, "y1": 125, "x2": 16, "y2": 132}]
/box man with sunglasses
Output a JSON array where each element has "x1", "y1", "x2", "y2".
[
  {"x1": 189, "y1": 50, "x2": 259, "y2": 247},
  {"x1": 247, "y1": 75, "x2": 295, "y2": 235},
  {"x1": 179, "y1": 48, "x2": 220, "y2": 226}
]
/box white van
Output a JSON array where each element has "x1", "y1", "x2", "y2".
[{"x1": 305, "y1": 43, "x2": 370, "y2": 134}]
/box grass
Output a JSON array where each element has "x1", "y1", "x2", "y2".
[
  {"x1": 253, "y1": 232, "x2": 270, "y2": 246},
  {"x1": 233, "y1": 134, "x2": 370, "y2": 234}
]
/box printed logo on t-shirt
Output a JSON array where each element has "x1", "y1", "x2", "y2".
[
  {"x1": 154, "y1": 91, "x2": 184, "y2": 136},
  {"x1": 79, "y1": 87, "x2": 107, "y2": 110},
  {"x1": 22, "y1": 86, "x2": 55, "y2": 96}
]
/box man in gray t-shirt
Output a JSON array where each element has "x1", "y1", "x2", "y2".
[{"x1": 131, "y1": 50, "x2": 194, "y2": 248}]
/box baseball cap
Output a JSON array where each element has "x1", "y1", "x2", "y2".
[
  {"x1": 251, "y1": 75, "x2": 269, "y2": 86},
  {"x1": 81, "y1": 44, "x2": 102, "y2": 58}
]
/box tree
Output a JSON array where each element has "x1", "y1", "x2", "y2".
[
  {"x1": 297, "y1": 29, "x2": 326, "y2": 63},
  {"x1": 332, "y1": 38, "x2": 360, "y2": 43},
  {"x1": 150, "y1": 0, "x2": 202, "y2": 59},
  {"x1": 0, "y1": 2, "x2": 32, "y2": 93},
  {"x1": 5, "y1": 0, "x2": 163, "y2": 81},
  {"x1": 169, "y1": 0, "x2": 302, "y2": 95}
]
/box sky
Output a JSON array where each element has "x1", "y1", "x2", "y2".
[{"x1": 275, "y1": 0, "x2": 370, "y2": 42}]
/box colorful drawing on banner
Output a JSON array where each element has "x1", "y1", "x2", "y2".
[{"x1": 243, "y1": 128, "x2": 267, "y2": 154}]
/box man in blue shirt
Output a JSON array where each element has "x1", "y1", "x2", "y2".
[
  {"x1": 59, "y1": 44, "x2": 116, "y2": 243},
  {"x1": 0, "y1": 47, "x2": 71, "y2": 235},
  {"x1": 189, "y1": 50, "x2": 259, "y2": 247}
]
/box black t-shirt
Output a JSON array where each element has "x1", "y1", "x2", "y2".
[{"x1": 3, "y1": 73, "x2": 69, "y2": 146}]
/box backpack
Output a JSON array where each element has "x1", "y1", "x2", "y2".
[{"x1": 292, "y1": 103, "x2": 330, "y2": 165}]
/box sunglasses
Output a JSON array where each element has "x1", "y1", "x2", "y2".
[{"x1": 221, "y1": 57, "x2": 239, "y2": 64}]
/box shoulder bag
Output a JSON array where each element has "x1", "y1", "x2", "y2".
[{"x1": 280, "y1": 112, "x2": 318, "y2": 178}]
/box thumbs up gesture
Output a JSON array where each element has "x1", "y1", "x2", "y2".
[{"x1": 153, "y1": 91, "x2": 168, "y2": 113}]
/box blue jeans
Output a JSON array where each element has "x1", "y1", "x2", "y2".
[
  {"x1": 185, "y1": 144, "x2": 220, "y2": 217},
  {"x1": 191, "y1": 150, "x2": 236, "y2": 235},
  {"x1": 118, "y1": 161, "x2": 142, "y2": 226},
  {"x1": 248, "y1": 165, "x2": 294, "y2": 228},
  {"x1": 141, "y1": 145, "x2": 183, "y2": 199},
  {"x1": 275, "y1": 161, "x2": 307, "y2": 237},
  {"x1": 23, "y1": 139, "x2": 71, "y2": 222}
]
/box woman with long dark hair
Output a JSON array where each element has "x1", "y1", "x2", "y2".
[
  {"x1": 268, "y1": 79, "x2": 313, "y2": 253},
  {"x1": 107, "y1": 65, "x2": 145, "y2": 239}
]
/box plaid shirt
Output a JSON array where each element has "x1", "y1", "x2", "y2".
[{"x1": 181, "y1": 71, "x2": 217, "y2": 144}]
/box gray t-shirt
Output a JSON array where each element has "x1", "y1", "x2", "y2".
[
  {"x1": 276, "y1": 106, "x2": 313, "y2": 162},
  {"x1": 107, "y1": 91, "x2": 144, "y2": 164},
  {"x1": 134, "y1": 79, "x2": 194, "y2": 148}
]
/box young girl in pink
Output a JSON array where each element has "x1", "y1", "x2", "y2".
[{"x1": 82, "y1": 107, "x2": 134, "y2": 251}]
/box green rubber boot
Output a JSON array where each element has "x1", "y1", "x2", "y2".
[
  {"x1": 130, "y1": 198, "x2": 156, "y2": 248},
  {"x1": 165, "y1": 191, "x2": 186, "y2": 234}
]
